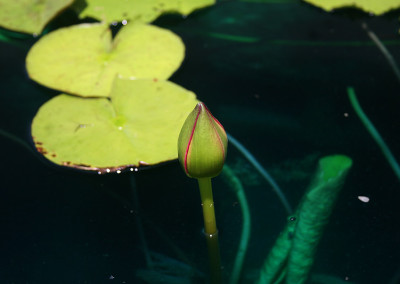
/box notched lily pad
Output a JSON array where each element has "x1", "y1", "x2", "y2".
[
  {"x1": 26, "y1": 22, "x2": 185, "y2": 97},
  {"x1": 31, "y1": 78, "x2": 198, "y2": 173},
  {"x1": 0, "y1": 0, "x2": 73, "y2": 35},
  {"x1": 77, "y1": 0, "x2": 216, "y2": 24},
  {"x1": 303, "y1": 0, "x2": 400, "y2": 15}
]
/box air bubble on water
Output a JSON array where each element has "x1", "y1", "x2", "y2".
[{"x1": 358, "y1": 196, "x2": 370, "y2": 203}]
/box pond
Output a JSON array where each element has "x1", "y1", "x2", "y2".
[{"x1": 1, "y1": 1, "x2": 400, "y2": 283}]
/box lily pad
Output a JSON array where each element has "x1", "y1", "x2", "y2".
[
  {"x1": 303, "y1": 0, "x2": 400, "y2": 15},
  {"x1": 26, "y1": 23, "x2": 185, "y2": 97},
  {"x1": 77, "y1": 0, "x2": 216, "y2": 24},
  {"x1": 0, "y1": 0, "x2": 73, "y2": 35},
  {"x1": 31, "y1": 78, "x2": 199, "y2": 173}
]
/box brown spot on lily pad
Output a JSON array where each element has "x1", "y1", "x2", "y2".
[{"x1": 36, "y1": 146, "x2": 48, "y2": 155}]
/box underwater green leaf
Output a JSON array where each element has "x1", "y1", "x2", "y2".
[
  {"x1": 31, "y1": 78, "x2": 199, "y2": 173},
  {"x1": 286, "y1": 155, "x2": 352, "y2": 283},
  {"x1": 26, "y1": 23, "x2": 185, "y2": 97},
  {"x1": 0, "y1": 0, "x2": 73, "y2": 35},
  {"x1": 77, "y1": 0, "x2": 215, "y2": 24},
  {"x1": 256, "y1": 155, "x2": 352, "y2": 284},
  {"x1": 303, "y1": 0, "x2": 400, "y2": 15}
]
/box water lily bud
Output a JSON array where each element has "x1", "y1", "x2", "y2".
[{"x1": 178, "y1": 102, "x2": 228, "y2": 178}]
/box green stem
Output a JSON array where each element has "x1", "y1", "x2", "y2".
[
  {"x1": 198, "y1": 178, "x2": 217, "y2": 234},
  {"x1": 227, "y1": 133, "x2": 292, "y2": 215},
  {"x1": 197, "y1": 177, "x2": 222, "y2": 284},
  {"x1": 347, "y1": 87, "x2": 400, "y2": 182},
  {"x1": 361, "y1": 22, "x2": 400, "y2": 83},
  {"x1": 221, "y1": 166, "x2": 251, "y2": 284}
]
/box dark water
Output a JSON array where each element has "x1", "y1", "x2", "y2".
[{"x1": 1, "y1": 1, "x2": 400, "y2": 283}]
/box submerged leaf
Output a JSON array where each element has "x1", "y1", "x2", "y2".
[
  {"x1": 303, "y1": 0, "x2": 400, "y2": 15},
  {"x1": 26, "y1": 23, "x2": 185, "y2": 97},
  {"x1": 31, "y1": 78, "x2": 198, "y2": 172},
  {"x1": 0, "y1": 0, "x2": 73, "y2": 35},
  {"x1": 77, "y1": 0, "x2": 216, "y2": 24}
]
